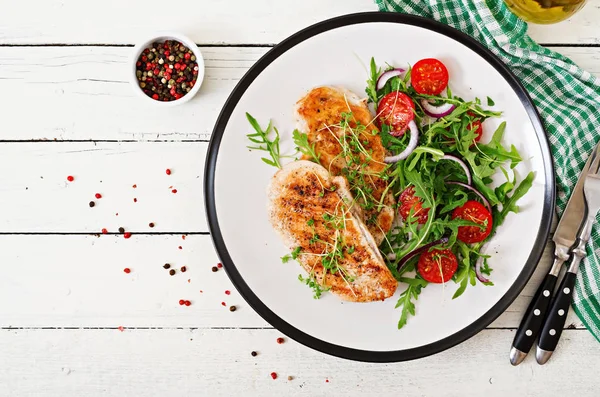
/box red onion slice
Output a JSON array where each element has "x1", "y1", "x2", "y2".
[
  {"x1": 447, "y1": 181, "x2": 492, "y2": 214},
  {"x1": 475, "y1": 243, "x2": 491, "y2": 283},
  {"x1": 376, "y1": 68, "x2": 406, "y2": 90},
  {"x1": 421, "y1": 99, "x2": 456, "y2": 118},
  {"x1": 384, "y1": 121, "x2": 419, "y2": 163},
  {"x1": 397, "y1": 237, "x2": 449, "y2": 271},
  {"x1": 441, "y1": 155, "x2": 472, "y2": 185}
]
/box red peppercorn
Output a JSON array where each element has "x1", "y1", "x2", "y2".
[
  {"x1": 217, "y1": 263, "x2": 223, "y2": 268},
  {"x1": 124, "y1": 268, "x2": 131, "y2": 274},
  {"x1": 132, "y1": 184, "x2": 137, "y2": 188},
  {"x1": 185, "y1": 300, "x2": 191, "y2": 306},
  {"x1": 184, "y1": 53, "x2": 191, "y2": 60},
  {"x1": 174, "y1": 63, "x2": 181, "y2": 70},
  {"x1": 270, "y1": 372, "x2": 277, "y2": 380},
  {"x1": 225, "y1": 290, "x2": 231, "y2": 295},
  {"x1": 221, "y1": 302, "x2": 226, "y2": 306},
  {"x1": 136, "y1": 61, "x2": 141, "y2": 67},
  {"x1": 181, "y1": 235, "x2": 186, "y2": 240},
  {"x1": 118, "y1": 326, "x2": 125, "y2": 332},
  {"x1": 124, "y1": 232, "x2": 131, "y2": 239},
  {"x1": 95, "y1": 193, "x2": 102, "y2": 199},
  {"x1": 179, "y1": 299, "x2": 185, "y2": 306},
  {"x1": 101, "y1": 228, "x2": 108, "y2": 234},
  {"x1": 67, "y1": 176, "x2": 74, "y2": 182},
  {"x1": 141, "y1": 55, "x2": 147, "y2": 62},
  {"x1": 166, "y1": 169, "x2": 171, "y2": 175},
  {"x1": 164, "y1": 50, "x2": 170, "y2": 57},
  {"x1": 178, "y1": 246, "x2": 182, "y2": 250},
  {"x1": 133, "y1": 198, "x2": 137, "y2": 203},
  {"x1": 152, "y1": 94, "x2": 159, "y2": 100},
  {"x1": 172, "y1": 189, "x2": 177, "y2": 194},
  {"x1": 153, "y1": 68, "x2": 160, "y2": 75},
  {"x1": 277, "y1": 337, "x2": 284, "y2": 344}
]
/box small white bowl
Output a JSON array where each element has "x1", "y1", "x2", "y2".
[{"x1": 130, "y1": 32, "x2": 205, "y2": 106}]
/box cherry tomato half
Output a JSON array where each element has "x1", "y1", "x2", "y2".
[
  {"x1": 399, "y1": 186, "x2": 429, "y2": 224},
  {"x1": 452, "y1": 200, "x2": 493, "y2": 243},
  {"x1": 376, "y1": 92, "x2": 415, "y2": 136},
  {"x1": 417, "y1": 248, "x2": 458, "y2": 283},
  {"x1": 411, "y1": 58, "x2": 449, "y2": 95}
]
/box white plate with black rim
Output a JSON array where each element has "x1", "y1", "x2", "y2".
[{"x1": 204, "y1": 12, "x2": 554, "y2": 362}]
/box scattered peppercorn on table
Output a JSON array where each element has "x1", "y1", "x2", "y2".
[{"x1": 0, "y1": 1, "x2": 599, "y2": 396}]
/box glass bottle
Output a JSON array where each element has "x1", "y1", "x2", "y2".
[{"x1": 504, "y1": 0, "x2": 587, "y2": 24}]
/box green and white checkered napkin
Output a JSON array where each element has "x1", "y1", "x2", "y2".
[{"x1": 375, "y1": 0, "x2": 600, "y2": 340}]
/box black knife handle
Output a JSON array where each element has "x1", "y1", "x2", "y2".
[
  {"x1": 538, "y1": 271, "x2": 577, "y2": 354},
  {"x1": 512, "y1": 273, "x2": 558, "y2": 354}
]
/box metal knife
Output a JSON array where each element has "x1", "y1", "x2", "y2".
[
  {"x1": 537, "y1": 144, "x2": 600, "y2": 364},
  {"x1": 509, "y1": 142, "x2": 599, "y2": 366}
]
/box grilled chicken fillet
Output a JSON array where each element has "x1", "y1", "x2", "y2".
[
  {"x1": 267, "y1": 160, "x2": 397, "y2": 302},
  {"x1": 295, "y1": 86, "x2": 395, "y2": 246}
]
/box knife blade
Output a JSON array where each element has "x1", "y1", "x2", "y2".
[
  {"x1": 509, "y1": 141, "x2": 600, "y2": 366},
  {"x1": 553, "y1": 145, "x2": 599, "y2": 253}
]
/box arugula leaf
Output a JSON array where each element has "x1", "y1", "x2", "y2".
[
  {"x1": 473, "y1": 174, "x2": 500, "y2": 206},
  {"x1": 246, "y1": 113, "x2": 283, "y2": 169},
  {"x1": 452, "y1": 242, "x2": 476, "y2": 299},
  {"x1": 432, "y1": 217, "x2": 483, "y2": 247},
  {"x1": 495, "y1": 171, "x2": 535, "y2": 227},
  {"x1": 365, "y1": 57, "x2": 380, "y2": 104},
  {"x1": 487, "y1": 96, "x2": 495, "y2": 106},
  {"x1": 292, "y1": 129, "x2": 320, "y2": 162},
  {"x1": 438, "y1": 190, "x2": 468, "y2": 214},
  {"x1": 495, "y1": 167, "x2": 515, "y2": 203},
  {"x1": 395, "y1": 277, "x2": 427, "y2": 329}
]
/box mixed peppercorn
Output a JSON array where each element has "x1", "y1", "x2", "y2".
[{"x1": 135, "y1": 40, "x2": 199, "y2": 102}]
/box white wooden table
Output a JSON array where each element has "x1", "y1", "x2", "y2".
[{"x1": 0, "y1": 1, "x2": 599, "y2": 396}]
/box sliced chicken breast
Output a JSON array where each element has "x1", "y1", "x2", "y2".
[
  {"x1": 267, "y1": 160, "x2": 397, "y2": 302},
  {"x1": 294, "y1": 86, "x2": 395, "y2": 246}
]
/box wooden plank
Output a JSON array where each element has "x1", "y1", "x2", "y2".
[
  {"x1": 0, "y1": 142, "x2": 208, "y2": 232},
  {"x1": 0, "y1": 0, "x2": 597, "y2": 45},
  {"x1": 0, "y1": 328, "x2": 596, "y2": 396},
  {"x1": 0, "y1": 46, "x2": 596, "y2": 141},
  {"x1": 0, "y1": 234, "x2": 583, "y2": 329},
  {"x1": 0, "y1": 46, "x2": 269, "y2": 141}
]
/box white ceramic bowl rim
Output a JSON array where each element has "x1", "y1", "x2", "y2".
[{"x1": 130, "y1": 31, "x2": 205, "y2": 106}]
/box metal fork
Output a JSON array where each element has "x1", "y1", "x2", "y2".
[{"x1": 536, "y1": 154, "x2": 600, "y2": 364}]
